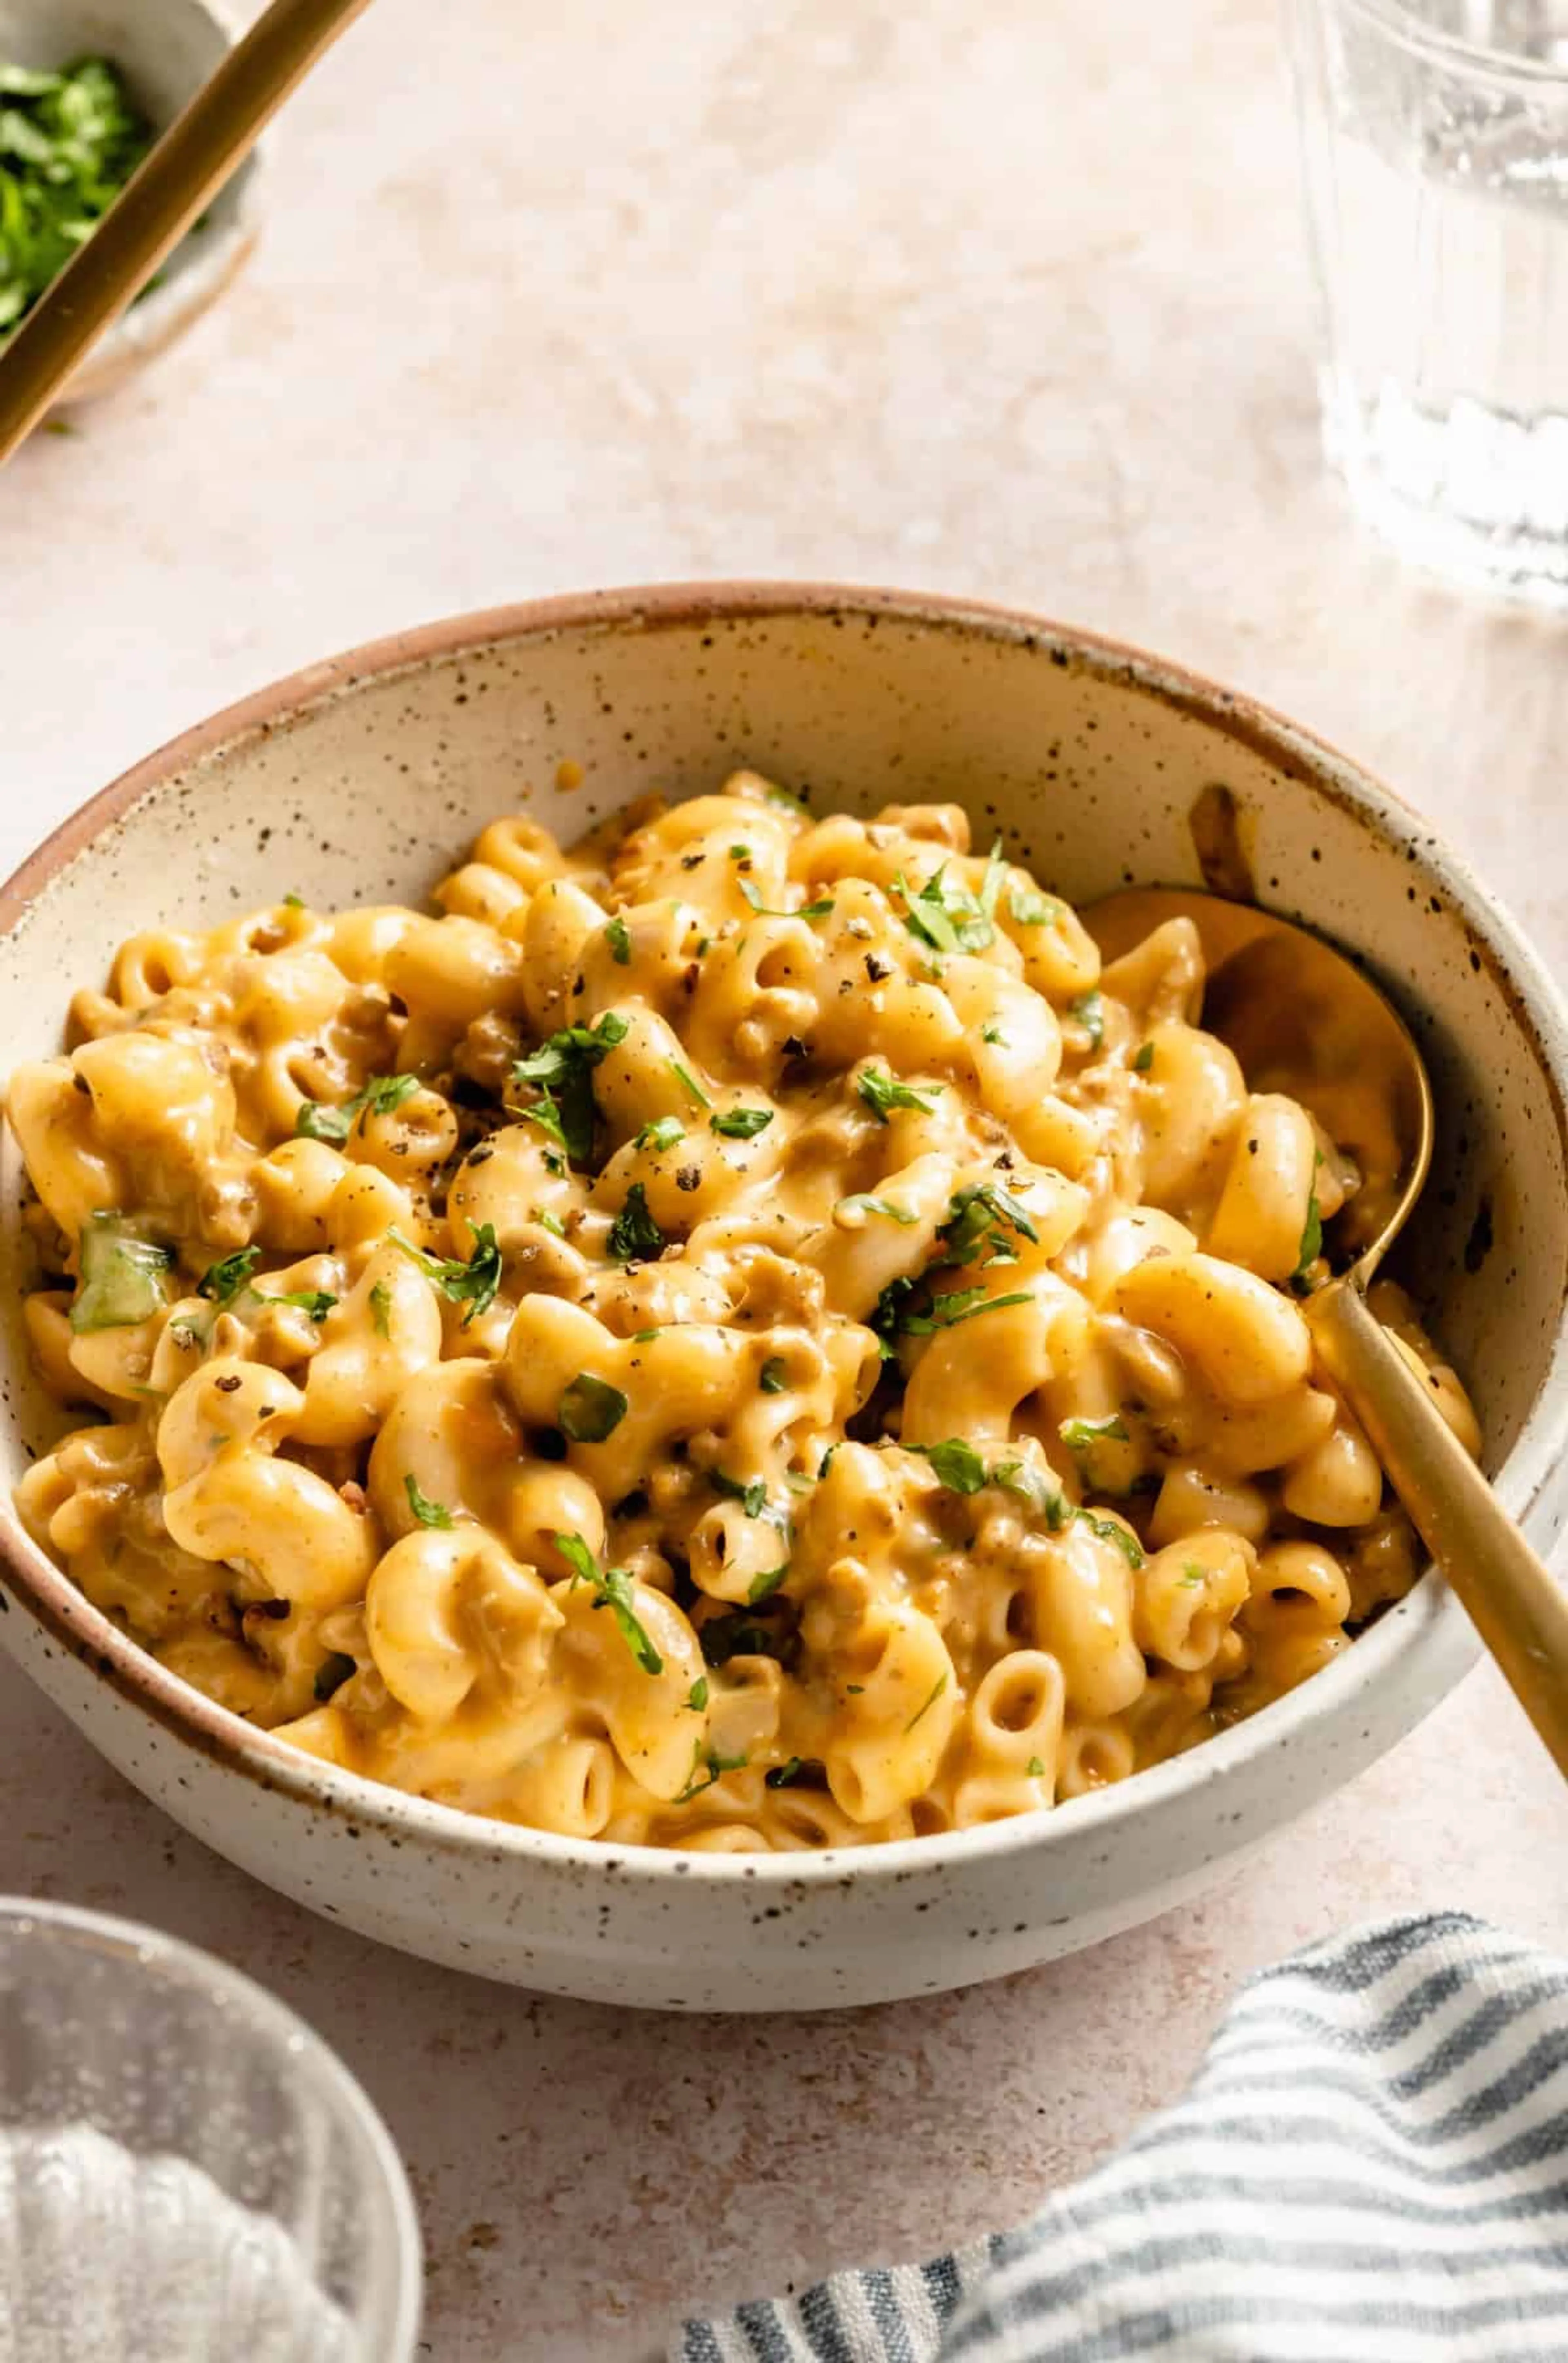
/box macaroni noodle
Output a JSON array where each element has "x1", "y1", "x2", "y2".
[{"x1": 7, "y1": 774, "x2": 1479, "y2": 1850}]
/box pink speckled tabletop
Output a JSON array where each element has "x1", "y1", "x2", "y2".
[{"x1": 4, "y1": 2, "x2": 1567, "y2": 2356}]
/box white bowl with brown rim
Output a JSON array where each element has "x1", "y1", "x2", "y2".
[{"x1": 1, "y1": 584, "x2": 1565, "y2": 2011}]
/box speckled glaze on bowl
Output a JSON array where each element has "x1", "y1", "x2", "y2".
[
  {"x1": 2, "y1": 584, "x2": 1566, "y2": 2013},
  {"x1": 0, "y1": 0, "x2": 262, "y2": 410}
]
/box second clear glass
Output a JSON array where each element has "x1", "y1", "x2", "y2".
[{"x1": 1287, "y1": 0, "x2": 1568, "y2": 602}]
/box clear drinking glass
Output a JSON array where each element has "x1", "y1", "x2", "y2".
[
  {"x1": 1287, "y1": 0, "x2": 1568, "y2": 600},
  {"x1": 0, "y1": 1899, "x2": 421, "y2": 2362}
]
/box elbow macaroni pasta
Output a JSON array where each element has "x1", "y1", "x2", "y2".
[{"x1": 6, "y1": 772, "x2": 1479, "y2": 1850}]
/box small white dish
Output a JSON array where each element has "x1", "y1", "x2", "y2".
[{"x1": 0, "y1": 0, "x2": 263, "y2": 407}]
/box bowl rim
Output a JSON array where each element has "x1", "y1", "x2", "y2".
[{"x1": 4, "y1": 577, "x2": 1566, "y2": 1890}]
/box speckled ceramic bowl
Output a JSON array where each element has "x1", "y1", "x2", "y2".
[
  {"x1": 0, "y1": 0, "x2": 262, "y2": 410},
  {"x1": 2, "y1": 585, "x2": 1566, "y2": 2012}
]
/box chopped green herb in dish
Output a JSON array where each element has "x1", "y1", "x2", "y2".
[
  {"x1": 69, "y1": 1212, "x2": 170, "y2": 1332},
  {"x1": 404, "y1": 1474, "x2": 456, "y2": 1529},
  {"x1": 390, "y1": 1223, "x2": 502, "y2": 1325},
  {"x1": 0, "y1": 57, "x2": 155, "y2": 339}
]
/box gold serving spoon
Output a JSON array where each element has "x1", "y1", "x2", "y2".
[
  {"x1": 0, "y1": 0, "x2": 373, "y2": 464},
  {"x1": 1087, "y1": 885, "x2": 1568, "y2": 1776}
]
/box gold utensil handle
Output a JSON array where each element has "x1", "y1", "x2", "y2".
[
  {"x1": 0, "y1": 0, "x2": 374, "y2": 464},
  {"x1": 1307, "y1": 1276, "x2": 1568, "y2": 1776}
]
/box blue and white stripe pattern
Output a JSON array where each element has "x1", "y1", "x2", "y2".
[{"x1": 673, "y1": 1913, "x2": 1568, "y2": 2361}]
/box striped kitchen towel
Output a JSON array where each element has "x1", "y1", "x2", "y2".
[{"x1": 673, "y1": 1912, "x2": 1568, "y2": 2361}]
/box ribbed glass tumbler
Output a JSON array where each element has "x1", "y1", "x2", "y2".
[{"x1": 1287, "y1": 0, "x2": 1568, "y2": 602}]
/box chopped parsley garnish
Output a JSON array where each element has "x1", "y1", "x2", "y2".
[
  {"x1": 1026, "y1": 1755, "x2": 1046, "y2": 1778},
  {"x1": 1292, "y1": 1158, "x2": 1325, "y2": 1295},
  {"x1": 70, "y1": 1214, "x2": 172, "y2": 1333},
  {"x1": 197, "y1": 1247, "x2": 259, "y2": 1309},
  {"x1": 405, "y1": 1473, "x2": 455, "y2": 1528},
  {"x1": 512, "y1": 1014, "x2": 629, "y2": 1164},
  {"x1": 941, "y1": 1182, "x2": 1038, "y2": 1266},
  {"x1": 869, "y1": 1272, "x2": 918, "y2": 1358},
  {"x1": 369, "y1": 1280, "x2": 392, "y2": 1338},
  {"x1": 295, "y1": 1091, "x2": 362, "y2": 1144},
  {"x1": 596, "y1": 1567, "x2": 662, "y2": 1673},
  {"x1": 912, "y1": 1438, "x2": 988, "y2": 1494},
  {"x1": 686, "y1": 1676, "x2": 710, "y2": 1711},
  {"x1": 1132, "y1": 1041, "x2": 1155, "y2": 1074},
  {"x1": 1070, "y1": 990, "x2": 1105, "y2": 1050},
  {"x1": 260, "y1": 1288, "x2": 336, "y2": 1320},
  {"x1": 558, "y1": 1372, "x2": 628, "y2": 1442},
  {"x1": 552, "y1": 1531, "x2": 599, "y2": 1585},
  {"x1": 711, "y1": 1471, "x2": 769, "y2": 1518},
  {"x1": 1060, "y1": 1414, "x2": 1129, "y2": 1453},
  {"x1": 765, "y1": 1758, "x2": 807, "y2": 1788},
  {"x1": 838, "y1": 1194, "x2": 917, "y2": 1224},
  {"x1": 893, "y1": 865, "x2": 994, "y2": 957},
  {"x1": 518, "y1": 1095, "x2": 570, "y2": 1156},
  {"x1": 673, "y1": 1739, "x2": 748, "y2": 1802},
  {"x1": 747, "y1": 1563, "x2": 790, "y2": 1606},
  {"x1": 759, "y1": 1357, "x2": 788, "y2": 1393},
  {"x1": 0, "y1": 58, "x2": 154, "y2": 340},
  {"x1": 901, "y1": 1286, "x2": 1032, "y2": 1334},
  {"x1": 605, "y1": 914, "x2": 631, "y2": 965},
  {"x1": 607, "y1": 1182, "x2": 665, "y2": 1265},
  {"x1": 904, "y1": 1672, "x2": 949, "y2": 1732},
  {"x1": 514, "y1": 1014, "x2": 629, "y2": 1090},
  {"x1": 1179, "y1": 1563, "x2": 1207, "y2": 1587},
  {"x1": 535, "y1": 1207, "x2": 566, "y2": 1238},
  {"x1": 737, "y1": 878, "x2": 834, "y2": 920},
  {"x1": 1008, "y1": 883, "x2": 1061, "y2": 928},
  {"x1": 764, "y1": 781, "x2": 809, "y2": 816},
  {"x1": 357, "y1": 1073, "x2": 423, "y2": 1121},
  {"x1": 282, "y1": 891, "x2": 305, "y2": 910},
  {"x1": 1076, "y1": 1509, "x2": 1145, "y2": 1567},
  {"x1": 857, "y1": 1066, "x2": 941, "y2": 1123},
  {"x1": 390, "y1": 1223, "x2": 502, "y2": 1324},
  {"x1": 294, "y1": 1072, "x2": 421, "y2": 1145},
  {"x1": 313, "y1": 1651, "x2": 356, "y2": 1702},
  {"x1": 1058, "y1": 1415, "x2": 1133, "y2": 1492},
  {"x1": 918, "y1": 1445, "x2": 1100, "y2": 1540},
  {"x1": 636, "y1": 1115, "x2": 685, "y2": 1152},
  {"x1": 196, "y1": 1249, "x2": 333, "y2": 1321},
  {"x1": 993, "y1": 1459, "x2": 1070, "y2": 1525},
  {"x1": 553, "y1": 1529, "x2": 663, "y2": 1673},
  {"x1": 980, "y1": 1022, "x2": 1007, "y2": 1046},
  {"x1": 668, "y1": 1058, "x2": 711, "y2": 1108},
  {"x1": 710, "y1": 1107, "x2": 773, "y2": 1140}
]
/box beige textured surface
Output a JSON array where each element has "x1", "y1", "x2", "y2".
[{"x1": 3, "y1": 0, "x2": 1567, "y2": 2354}]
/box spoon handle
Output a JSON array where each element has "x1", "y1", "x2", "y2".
[
  {"x1": 1306, "y1": 1277, "x2": 1568, "y2": 1777},
  {"x1": 0, "y1": 0, "x2": 374, "y2": 464}
]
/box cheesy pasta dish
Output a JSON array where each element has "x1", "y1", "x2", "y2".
[{"x1": 7, "y1": 776, "x2": 1480, "y2": 1851}]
